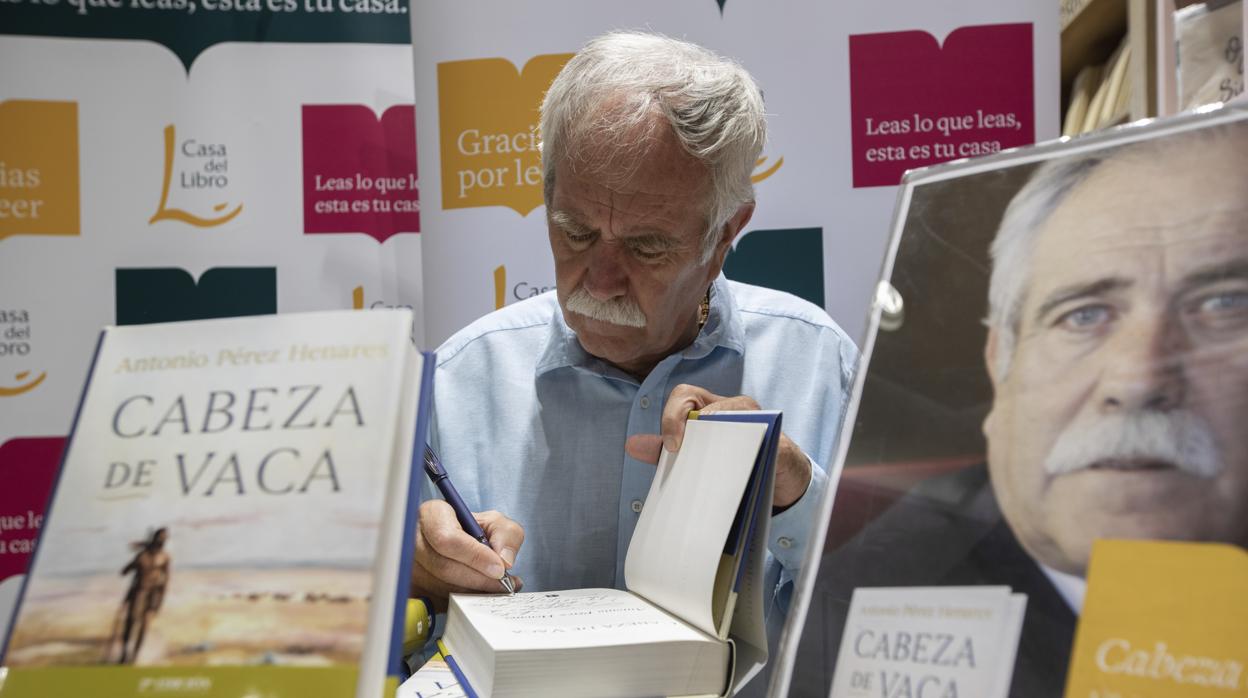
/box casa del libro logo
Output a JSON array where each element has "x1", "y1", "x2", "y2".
[
  {"x1": 0, "y1": 309, "x2": 46, "y2": 397},
  {"x1": 491, "y1": 265, "x2": 554, "y2": 310},
  {"x1": 150, "y1": 124, "x2": 242, "y2": 227}
]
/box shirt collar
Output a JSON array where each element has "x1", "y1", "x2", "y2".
[
  {"x1": 535, "y1": 275, "x2": 746, "y2": 379},
  {"x1": 1039, "y1": 562, "x2": 1087, "y2": 614}
]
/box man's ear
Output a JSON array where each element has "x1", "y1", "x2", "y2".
[
  {"x1": 710, "y1": 202, "x2": 755, "y2": 271},
  {"x1": 983, "y1": 326, "x2": 1002, "y2": 438},
  {"x1": 984, "y1": 326, "x2": 1002, "y2": 387}
]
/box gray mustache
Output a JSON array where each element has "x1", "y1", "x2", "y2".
[
  {"x1": 565, "y1": 287, "x2": 647, "y2": 328},
  {"x1": 1044, "y1": 410, "x2": 1223, "y2": 478}
]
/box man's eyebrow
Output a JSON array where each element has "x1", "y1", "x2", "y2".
[
  {"x1": 549, "y1": 210, "x2": 594, "y2": 235},
  {"x1": 624, "y1": 232, "x2": 678, "y2": 249},
  {"x1": 1179, "y1": 259, "x2": 1248, "y2": 291},
  {"x1": 1032, "y1": 277, "x2": 1133, "y2": 323}
]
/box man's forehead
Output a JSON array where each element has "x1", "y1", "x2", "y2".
[
  {"x1": 1033, "y1": 145, "x2": 1248, "y2": 256},
  {"x1": 551, "y1": 159, "x2": 710, "y2": 239},
  {"x1": 549, "y1": 203, "x2": 696, "y2": 246}
]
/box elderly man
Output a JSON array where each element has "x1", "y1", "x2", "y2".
[
  {"x1": 411, "y1": 29, "x2": 856, "y2": 654},
  {"x1": 792, "y1": 117, "x2": 1248, "y2": 697}
]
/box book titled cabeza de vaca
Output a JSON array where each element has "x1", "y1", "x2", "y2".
[
  {"x1": 0, "y1": 309, "x2": 431, "y2": 698},
  {"x1": 438, "y1": 411, "x2": 783, "y2": 698}
]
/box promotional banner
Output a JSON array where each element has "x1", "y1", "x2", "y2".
[
  {"x1": 0, "y1": 7, "x2": 420, "y2": 640},
  {"x1": 411, "y1": 1, "x2": 1060, "y2": 347}
]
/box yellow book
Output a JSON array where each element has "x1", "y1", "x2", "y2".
[{"x1": 1064, "y1": 540, "x2": 1248, "y2": 697}]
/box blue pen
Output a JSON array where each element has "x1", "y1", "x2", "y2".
[{"x1": 422, "y1": 445, "x2": 516, "y2": 595}]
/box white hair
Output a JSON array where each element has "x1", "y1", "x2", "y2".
[
  {"x1": 540, "y1": 30, "x2": 766, "y2": 263},
  {"x1": 986, "y1": 155, "x2": 1104, "y2": 377},
  {"x1": 986, "y1": 120, "x2": 1248, "y2": 379}
]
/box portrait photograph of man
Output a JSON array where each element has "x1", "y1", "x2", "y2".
[{"x1": 783, "y1": 107, "x2": 1248, "y2": 698}]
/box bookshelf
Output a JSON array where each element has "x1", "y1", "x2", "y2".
[{"x1": 1061, "y1": 0, "x2": 1161, "y2": 131}]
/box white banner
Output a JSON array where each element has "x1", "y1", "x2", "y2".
[{"x1": 413, "y1": 0, "x2": 1059, "y2": 346}]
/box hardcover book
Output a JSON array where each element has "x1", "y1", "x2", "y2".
[
  {"x1": 439, "y1": 411, "x2": 782, "y2": 698},
  {"x1": 0, "y1": 309, "x2": 432, "y2": 698},
  {"x1": 1063, "y1": 540, "x2": 1248, "y2": 697},
  {"x1": 829, "y1": 586, "x2": 1026, "y2": 698}
]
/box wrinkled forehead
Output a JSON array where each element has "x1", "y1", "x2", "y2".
[
  {"x1": 1032, "y1": 139, "x2": 1248, "y2": 266},
  {"x1": 559, "y1": 124, "x2": 712, "y2": 207}
]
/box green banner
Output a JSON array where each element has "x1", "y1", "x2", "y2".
[{"x1": 0, "y1": 0, "x2": 409, "y2": 71}]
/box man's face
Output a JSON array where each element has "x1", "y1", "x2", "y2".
[
  {"x1": 546, "y1": 122, "x2": 746, "y2": 377},
  {"x1": 984, "y1": 136, "x2": 1248, "y2": 576}
]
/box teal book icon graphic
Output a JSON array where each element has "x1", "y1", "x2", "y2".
[
  {"x1": 115, "y1": 267, "x2": 276, "y2": 326},
  {"x1": 723, "y1": 227, "x2": 824, "y2": 307}
]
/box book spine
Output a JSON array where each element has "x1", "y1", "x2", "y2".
[
  {"x1": 385, "y1": 351, "x2": 438, "y2": 677},
  {"x1": 437, "y1": 640, "x2": 480, "y2": 698}
]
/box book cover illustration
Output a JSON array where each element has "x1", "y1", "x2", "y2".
[{"x1": 2, "y1": 313, "x2": 411, "y2": 671}]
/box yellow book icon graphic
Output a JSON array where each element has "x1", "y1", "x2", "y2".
[
  {"x1": 437, "y1": 54, "x2": 571, "y2": 216},
  {"x1": 0, "y1": 100, "x2": 79, "y2": 241},
  {"x1": 1065, "y1": 540, "x2": 1247, "y2": 697}
]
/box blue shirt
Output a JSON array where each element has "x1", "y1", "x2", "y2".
[{"x1": 426, "y1": 276, "x2": 856, "y2": 624}]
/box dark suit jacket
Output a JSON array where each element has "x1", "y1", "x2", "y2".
[{"x1": 786, "y1": 464, "x2": 1076, "y2": 698}]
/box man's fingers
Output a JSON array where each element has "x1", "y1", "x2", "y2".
[
  {"x1": 625, "y1": 433, "x2": 664, "y2": 465},
  {"x1": 411, "y1": 544, "x2": 505, "y2": 613},
  {"x1": 661, "y1": 384, "x2": 722, "y2": 451},
  {"x1": 476, "y1": 510, "x2": 525, "y2": 568},
  {"x1": 414, "y1": 538, "x2": 505, "y2": 593},
  {"x1": 418, "y1": 501, "x2": 508, "y2": 579}
]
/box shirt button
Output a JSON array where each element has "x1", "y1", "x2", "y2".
[
  {"x1": 631, "y1": 499, "x2": 643, "y2": 513},
  {"x1": 777, "y1": 537, "x2": 794, "y2": 549},
  {"x1": 639, "y1": 396, "x2": 650, "y2": 409}
]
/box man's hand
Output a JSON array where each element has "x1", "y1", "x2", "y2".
[
  {"x1": 410, "y1": 500, "x2": 525, "y2": 612},
  {"x1": 624, "y1": 384, "x2": 812, "y2": 509}
]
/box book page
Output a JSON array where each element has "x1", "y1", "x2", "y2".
[
  {"x1": 624, "y1": 419, "x2": 767, "y2": 637},
  {"x1": 450, "y1": 588, "x2": 714, "y2": 652}
]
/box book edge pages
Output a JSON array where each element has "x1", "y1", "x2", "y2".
[{"x1": 356, "y1": 312, "x2": 421, "y2": 698}]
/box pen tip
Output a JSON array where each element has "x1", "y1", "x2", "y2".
[{"x1": 500, "y1": 576, "x2": 515, "y2": 595}]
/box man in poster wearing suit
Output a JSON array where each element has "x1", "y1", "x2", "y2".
[{"x1": 795, "y1": 117, "x2": 1248, "y2": 697}]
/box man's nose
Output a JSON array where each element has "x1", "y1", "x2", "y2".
[
  {"x1": 1098, "y1": 312, "x2": 1186, "y2": 413},
  {"x1": 582, "y1": 240, "x2": 628, "y2": 300}
]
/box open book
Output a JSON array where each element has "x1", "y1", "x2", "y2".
[
  {"x1": 0, "y1": 309, "x2": 431, "y2": 698},
  {"x1": 440, "y1": 411, "x2": 782, "y2": 698}
]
